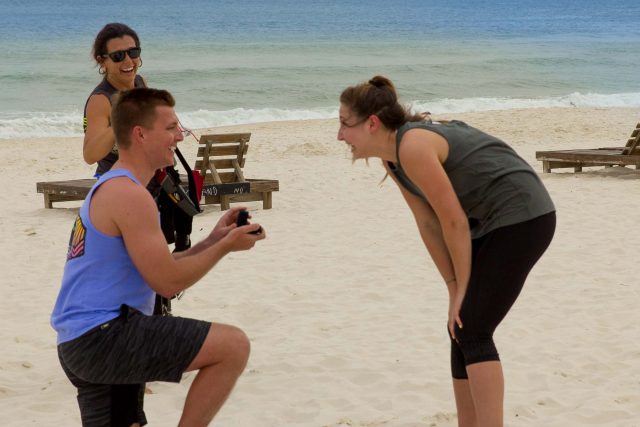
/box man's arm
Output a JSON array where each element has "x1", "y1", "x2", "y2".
[{"x1": 92, "y1": 179, "x2": 263, "y2": 298}]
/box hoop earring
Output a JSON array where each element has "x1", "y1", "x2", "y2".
[
  {"x1": 99, "y1": 67, "x2": 106, "y2": 75},
  {"x1": 137, "y1": 58, "x2": 143, "y2": 69}
]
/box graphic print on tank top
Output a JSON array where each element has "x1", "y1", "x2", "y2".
[{"x1": 66, "y1": 216, "x2": 86, "y2": 261}]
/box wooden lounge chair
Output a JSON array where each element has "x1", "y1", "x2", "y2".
[
  {"x1": 36, "y1": 177, "x2": 199, "y2": 209},
  {"x1": 37, "y1": 132, "x2": 279, "y2": 209},
  {"x1": 36, "y1": 178, "x2": 97, "y2": 209},
  {"x1": 535, "y1": 122, "x2": 640, "y2": 173},
  {"x1": 195, "y1": 132, "x2": 279, "y2": 210}
]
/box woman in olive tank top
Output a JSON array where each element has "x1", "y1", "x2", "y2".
[
  {"x1": 83, "y1": 23, "x2": 147, "y2": 174},
  {"x1": 338, "y1": 76, "x2": 555, "y2": 427}
]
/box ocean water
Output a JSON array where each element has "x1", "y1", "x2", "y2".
[{"x1": 1, "y1": 0, "x2": 640, "y2": 138}]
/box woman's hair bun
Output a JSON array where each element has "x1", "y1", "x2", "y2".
[{"x1": 368, "y1": 75, "x2": 394, "y2": 90}]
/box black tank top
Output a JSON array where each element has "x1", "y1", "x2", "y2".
[
  {"x1": 83, "y1": 75, "x2": 146, "y2": 176},
  {"x1": 388, "y1": 121, "x2": 555, "y2": 238}
]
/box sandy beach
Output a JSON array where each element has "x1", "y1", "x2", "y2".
[{"x1": 1, "y1": 107, "x2": 638, "y2": 426}]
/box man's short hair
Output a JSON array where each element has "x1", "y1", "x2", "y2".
[{"x1": 111, "y1": 88, "x2": 176, "y2": 148}]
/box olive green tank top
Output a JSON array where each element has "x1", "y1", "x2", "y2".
[{"x1": 387, "y1": 120, "x2": 555, "y2": 238}]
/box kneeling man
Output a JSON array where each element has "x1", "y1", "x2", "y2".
[{"x1": 51, "y1": 88, "x2": 265, "y2": 426}]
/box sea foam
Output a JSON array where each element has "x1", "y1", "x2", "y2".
[{"x1": 2, "y1": 92, "x2": 639, "y2": 139}]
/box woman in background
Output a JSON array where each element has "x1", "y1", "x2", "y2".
[{"x1": 83, "y1": 22, "x2": 147, "y2": 175}]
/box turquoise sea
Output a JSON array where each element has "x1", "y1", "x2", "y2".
[{"x1": 1, "y1": 0, "x2": 639, "y2": 138}]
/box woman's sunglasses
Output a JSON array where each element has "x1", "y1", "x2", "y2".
[{"x1": 102, "y1": 47, "x2": 141, "y2": 63}]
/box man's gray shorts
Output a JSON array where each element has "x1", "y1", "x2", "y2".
[{"x1": 58, "y1": 305, "x2": 210, "y2": 426}]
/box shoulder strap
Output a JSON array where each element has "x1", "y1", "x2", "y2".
[{"x1": 174, "y1": 147, "x2": 202, "y2": 213}]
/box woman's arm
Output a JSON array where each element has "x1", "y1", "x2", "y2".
[
  {"x1": 396, "y1": 129, "x2": 472, "y2": 332},
  {"x1": 83, "y1": 94, "x2": 117, "y2": 164},
  {"x1": 384, "y1": 162, "x2": 457, "y2": 293}
]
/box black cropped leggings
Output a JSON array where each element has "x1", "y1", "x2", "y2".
[{"x1": 450, "y1": 212, "x2": 556, "y2": 379}]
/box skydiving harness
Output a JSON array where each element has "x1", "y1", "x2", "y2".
[{"x1": 153, "y1": 147, "x2": 203, "y2": 316}]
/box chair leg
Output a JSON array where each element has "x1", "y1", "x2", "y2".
[
  {"x1": 44, "y1": 193, "x2": 53, "y2": 209},
  {"x1": 220, "y1": 195, "x2": 230, "y2": 211},
  {"x1": 262, "y1": 192, "x2": 272, "y2": 210}
]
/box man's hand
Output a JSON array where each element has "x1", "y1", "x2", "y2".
[
  {"x1": 206, "y1": 207, "x2": 246, "y2": 244},
  {"x1": 221, "y1": 221, "x2": 266, "y2": 252}
]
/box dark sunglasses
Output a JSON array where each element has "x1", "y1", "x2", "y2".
[{"x1": 102, "y1": 47, "x2": 141, "y2": 63}]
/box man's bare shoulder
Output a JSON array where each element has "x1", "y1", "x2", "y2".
[
  {"x1": 94, "y1": 175, "x2": 143, "y2": 197},
  {"x1": 102, "y1": 176, "x2": 155, "y2": 209},
  {"x1": 91, "y1": 176, "x2": 158, "y2": 235}
]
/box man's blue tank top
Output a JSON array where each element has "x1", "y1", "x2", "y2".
[{"x1": 51, "y1": 169, "x2": 155, "y2": 344}]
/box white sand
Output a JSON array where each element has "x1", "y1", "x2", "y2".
[{"x1": 1, "y1": 107, "x2": 638, "y2": 426}]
